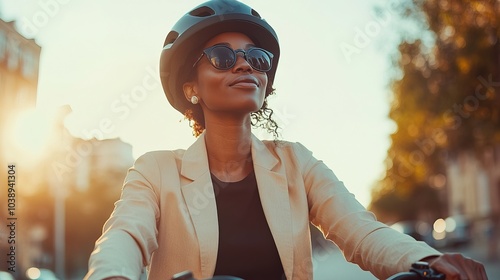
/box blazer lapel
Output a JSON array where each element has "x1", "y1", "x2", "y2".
[
  {"x1": 251, "y1": 135, "x2": 294, "y2": 280},
  {"x1": 180, "y1": 133, "x2": 219, "y2": 278}
]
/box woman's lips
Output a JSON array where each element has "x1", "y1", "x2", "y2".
[{"x1": 229, "y1": 75, "x2": 260, "y2": 88}]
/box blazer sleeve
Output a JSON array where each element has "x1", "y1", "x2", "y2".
[
  {"x1": 292, "y1": 142, "x2": 441, "y2": 279},
  {"x1": 84, "y1": 152, "x2": 161, "y2": 280}
]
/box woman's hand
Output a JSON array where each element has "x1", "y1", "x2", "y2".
[{"x1": 423, "y1": 253, "x2": 488, "y2": 280}]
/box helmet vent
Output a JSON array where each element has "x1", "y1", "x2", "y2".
[
  {"x1": 251, "y1": 9, "x2": 261, "y2": 18},
  {"x1": 164, "y1": 31, "x2": 179, "y2": 45},
  {"x1": 189, "y1": 6, "x2": 216, "y2": 17}
]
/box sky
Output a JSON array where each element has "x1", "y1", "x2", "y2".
[{"x1": 0, "y1": 0, "x2": 404, "y2": 207}]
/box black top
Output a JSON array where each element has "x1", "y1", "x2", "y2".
[{"x1": 212, "y1": 171, "x2": 285, "y2": 280}]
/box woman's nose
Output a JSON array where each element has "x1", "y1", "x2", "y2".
[{"x1": 232, "y1": 53, "x2": 253, "y2": 73}]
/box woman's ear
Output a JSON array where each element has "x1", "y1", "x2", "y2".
[{"x1": 183, "y1": 82, "x2": 196, "y2": 101}]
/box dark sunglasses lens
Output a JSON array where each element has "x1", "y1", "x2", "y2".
[
  {"x1": 247, "y1": 49, "x2": 272, "y2": 71},
  {"x1": 208, "y1": 47, "x2": 235, "y2": 69}
]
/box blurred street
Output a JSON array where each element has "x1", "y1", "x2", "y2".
[
  {"x1": 313, "y1": 240, "x2": 500, "y2": 280},
  {"x1": 313, "y1": 245, "x2": 376, "y2": 280}
]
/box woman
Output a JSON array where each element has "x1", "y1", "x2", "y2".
[{"x1": 85, "y1": 1, "x2": 487, "y2": 279}]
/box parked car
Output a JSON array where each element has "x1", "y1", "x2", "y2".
[
  {"x1": 390, "y1": 220, "x2": 435, "y2": 246},
  {"x1": 432, "y1": 215, "x2": 472, "y2": 248},
  {"x1": 443, "y1": 215, "x2": 472, "y2": 247}
]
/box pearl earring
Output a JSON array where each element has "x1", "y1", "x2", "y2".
[{"x1": 191, "y1": 96, "x2": 199, "y2": 105}]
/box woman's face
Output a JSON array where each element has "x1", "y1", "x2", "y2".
[{"x1": 185, "y1": 32, "x2": 268, "y2": 116}]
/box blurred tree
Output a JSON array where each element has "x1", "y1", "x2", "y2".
[{"x1": 370, "y1": 0, "x2": 500, "y2": 223}]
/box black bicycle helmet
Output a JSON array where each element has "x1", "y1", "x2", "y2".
[{"x1": 160, "y1": 0, "x2": 280, "y2": 115}]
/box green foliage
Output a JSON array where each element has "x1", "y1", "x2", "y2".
[{"x1": 370, "y1": 0, "x2": 500, "y2": 222}]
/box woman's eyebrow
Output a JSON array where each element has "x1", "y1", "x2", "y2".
[
  {"x1": 213, "y1": 42, "x2": 231, "y2": 46},
  {"x1": 210, "y1": 42, "x2": 257, "y2": 49}
]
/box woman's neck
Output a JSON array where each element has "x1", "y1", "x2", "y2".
[{"x1": 204, "y1": 118, "x2": 253, "y2": 182}]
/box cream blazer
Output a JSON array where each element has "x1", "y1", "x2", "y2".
[{"x1": 85, "y1": 133, "x2": 440, "y2": 280}]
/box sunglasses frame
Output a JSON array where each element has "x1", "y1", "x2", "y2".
[{"x1": 192, "y1": 44, "x2": 274, "y2": 72}]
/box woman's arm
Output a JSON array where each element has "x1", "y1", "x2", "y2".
[
  {"x1": 294, "y1": 142, "x2": 487, "y2": 279},
  {"x1": 292, "y1": 142, "x2": 441, "y2": 278},
  {"x1": 84, "y1": 152, "x2": 161, "y2": 280}
]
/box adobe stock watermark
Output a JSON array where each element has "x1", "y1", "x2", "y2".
[
  {"x1": 340, "y1": 1, "x2": 400, "y2": 63},
  {"x1": 50, "y1": 66, "x2": 160, "y2": 182},
  {"x1": 186, "y1": 181, "x2": 216, "y2": 217},
  {"x1": 390, "y1": 74, "x2": 500, "y2": 183},
  {"x1": 273, "y1": 106, "x2": 296, "y2": 128},
  {"x1": 19, "y1": 0, "x2": 73, "y2": 38}
]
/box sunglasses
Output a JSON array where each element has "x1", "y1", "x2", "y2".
[{"x1": 192, "y1": 44, "x2": 274, "y2": 72}]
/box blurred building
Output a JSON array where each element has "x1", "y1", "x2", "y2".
[
  {"x1": 0, "y1": 18, "x2": 135, "y2": 276},
  {"x1": 446, "y1": 147, "x2": 500, "y2": 218},
  {"x1": 46, "y1": 106, "x2": 135, "y2": 194},
  {"x1": 446, "y1": 146, "x2": 500, "y2": 258},
  {"x1": 0, "y1": 17, "x2": 41, "y2": 157},
  {"x1": 0, "y1": 17, "x2": 41, "y2": 278},
  {"x1": 24, "y1": 107, "x2": 135, "y2": 279},
  {"x1": 73, "y1": 137, "x2": 134, "y2": 193},
  {"x1": 0, "y1": 100, "x2": 135, "y2": 278}
]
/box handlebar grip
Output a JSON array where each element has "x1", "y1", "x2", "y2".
[
  {"x1": 410, "y1": 261, "x2": 445, "y2": 279},
  {"x1": 386, "y1": 262, "x2": 445, "y2": 280}
]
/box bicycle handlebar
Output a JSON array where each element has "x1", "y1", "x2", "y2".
[
  {"x1": 172, "y1": 261, "x2": 445, "y2": 280},
  {"x1": 386, "y1": 262, "x2": 445, "y2": 280}
]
